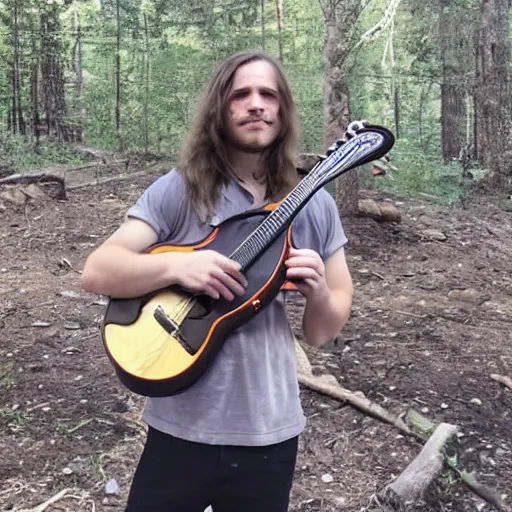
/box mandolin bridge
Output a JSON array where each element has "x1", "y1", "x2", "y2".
[
  {"x1": 154, "y1": 305, "x2": 179, "y2": 333},
  {"x1": 153, "y1": 306, "x2": 196, "y2": 356}
]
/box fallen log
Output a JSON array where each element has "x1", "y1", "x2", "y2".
[
  {"x1": 0, "y1": 172, "x2": 66, "y2": 200},
  {"x1": 67, "y1": 168, "x2": 152, "y2": 190},
  {"x1": 358, "y1": 198, "x2": 401, "y2": 222},
  {"x1": 380, "y1": 422, "x2": 458, "y2": 508},
  {"x1": 388, "y1": 408, "x2": 507, "y2": 511}
]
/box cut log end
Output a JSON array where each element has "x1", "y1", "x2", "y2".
[
  {"x1": 380, "y1": 422, "x2": 458, "y2": 508},
  {"x1": 358, "y1": 198, "x2": 401, "y2": 222},
  {"x1": 0, "y1": 173, "x2": 67, "y2": 201}
]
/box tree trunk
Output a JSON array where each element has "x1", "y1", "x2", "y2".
[
  {"x1": 322, "y1": 12, "x2": 356, "y2": 216},
  {"x1": 30, "y1": 58, "x2": 40, "y2": 145},
  {"x1": 115, "y1": 0, "x2": 123, "y2": 151},
  {"x1": 40, "y1": 4, "x2": 68, "y2": 140},
  {"x1": 474, "y1": 0, "x2": 512, "y2": 189},
  {"x1": 74, "y1": 1, "x2": 86, "y2": 144},
  {"x1": 274, "y1": 0, "x2": 284, "y2": 62},
  {"x1": 260, "y1": 0, "x2": 266, "y2": 50},
  {"x1": 143, "y1": 13, "x2": 150, "y2": 155},
  {"x1": 10, "y1": 0, "x2": 25, "y2": 135},
  {"x1": 439, "y1": 0, "x2": 475, "y2": 162}
]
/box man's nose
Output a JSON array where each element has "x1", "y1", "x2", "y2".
[{"x1": 248, "y1": 92, "x2": 264, "y2": 111}]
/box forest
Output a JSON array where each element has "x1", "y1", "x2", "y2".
[{"x1": 0, "y1": 0, "x2": 511, "y2": 511}]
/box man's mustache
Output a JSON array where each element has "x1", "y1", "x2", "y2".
[{"x1": 238, "y1": 115, "x2": 274, "y2": 125}]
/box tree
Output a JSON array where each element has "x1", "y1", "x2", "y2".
[
  {"x1": 9, "y1": 0, "x2": 25, "y2": 134},
  {"x1": 320, "y1": 0, "x2": 372, "y2": 216},
  {"x1": 439, "y1": 0, "x2": 476, "y2": 162},
  {"x1": 474, "y1": 0, "x2": 512, "y2": 190}
]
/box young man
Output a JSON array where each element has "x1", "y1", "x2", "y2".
[{"x1": 82, "y1": 50, "x2": 353, "y2": 512}]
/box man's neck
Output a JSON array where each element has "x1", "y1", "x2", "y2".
[{"x1": 228, "y1": 148, "x2": 265, "y2": 184}]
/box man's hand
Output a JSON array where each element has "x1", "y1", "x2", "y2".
[
  {"x1": 284, "y1": 247, "x2": 329, "y2": 304},
  {"x1": 173, "y1": 250, "x2": 248, "y2": 301},
  {"x1": 285, "y1": 247, "x2": 353, "y2": 348}
]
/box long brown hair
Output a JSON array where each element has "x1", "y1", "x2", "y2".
[{"x1": 177, "y1": 50, "x2": 301, "y2": 221}]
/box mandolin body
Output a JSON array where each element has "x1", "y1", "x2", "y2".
[{"x1": 102, "y1": 208, "x2": 292, "y2": 397}]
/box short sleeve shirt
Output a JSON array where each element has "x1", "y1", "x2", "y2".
[{"x1": 126, "y1": 169, "x2": 347, "y2": 446}]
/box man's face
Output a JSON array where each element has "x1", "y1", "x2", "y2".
[{"x1": 224, "y1": 60, "x2": 281, "y2": 153}]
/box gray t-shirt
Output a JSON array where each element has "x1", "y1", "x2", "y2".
[{"x1": 126, "y1": 169, "x2": 347, "y2": 446}]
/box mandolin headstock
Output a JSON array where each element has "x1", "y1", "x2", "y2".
[
  {"x1": 296, "y1": 120, "x2": 394, "y2": 178},
  {"x1": 303, "y1": 121, "x2": 395, "y2": 190}
]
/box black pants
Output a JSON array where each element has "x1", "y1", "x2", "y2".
[{"x1": 125, "y1": 427, "x2": 298, "y2": 512}]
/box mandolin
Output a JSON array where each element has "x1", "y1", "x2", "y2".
[{"x1": 101, "y1": 121, "x2": 395, "y2": 397}]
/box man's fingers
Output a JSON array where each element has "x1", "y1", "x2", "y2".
[
  {"x1": 286, "y1": 266, "x2": 320, "y2": 282},
  {"x1": 215, "y1": 272, "x2": 246, "y2": 296},
  {"x1": 210, "y1": 276, "x2": 236, "y2": 301},
  {"x1": 285, "y1": 256, "x2": 323, "y2": 276},
  {"x1": 216, "y1": 257, "x2": 248, "y2": 287}
]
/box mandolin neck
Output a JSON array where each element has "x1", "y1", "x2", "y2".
[
  {"x1": 228, "y1": 127, "x2": 393, "y2": 273},
  {"x1": 228, "y1": 170, "x2": 320, "y2": 272}
]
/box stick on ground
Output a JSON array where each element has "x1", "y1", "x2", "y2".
[
  {"x1": 294, "y1": 339, "x2": 420, "y2": 440},
  {"x1": 18, "y1": 488, "x2": 70, "y2": 512},
  {"x1": 491, "y1": 373, "x2": 512, "y2": 391}
]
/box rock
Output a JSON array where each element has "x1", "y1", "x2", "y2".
[
  {"x1": 321, "y1": 474, "x2": 334, "y2": 483},
  {"x1": 62, "y1": 467, "x2": 73, "y2": 475},
  {"x1": 22, "y1": 184, "x2": 45, "y2": 199},
  {"x1": 329, "y1": 496, "x2": 347, "y2": 507},
  {"x1": 64, "y1": 322, "x2": 81, "y2": 330},
  {"x1": 417, "y1": 215, "x2": 437, "y2": 227},
  {"x1": 448, "y1": 288, "x2": 490, "y2": 305},
  {"x1": 422, "y1": 229, "x2": 447, "y2": 241},
  {"x1": 105, "y1": 478, "x2": 120, "y2": 495},
  {"x1": 31, "y1": 321, "x2": 53, "y2": 328},
  {"x1": 470, "y1": 398, "x2": 482, "y2": 406},
  {"x1": 0, "y1": 187, "x2": 27, "y2": 206}
]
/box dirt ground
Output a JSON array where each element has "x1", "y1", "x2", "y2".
[{"x1": 0, "y1": 165, "x2": 511, "y2": 512}]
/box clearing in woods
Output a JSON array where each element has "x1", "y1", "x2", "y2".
[{"x1": 0, "y1": 165, "x2": 511, "y2": 511}]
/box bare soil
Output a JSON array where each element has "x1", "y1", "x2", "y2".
[{"x1": 0, "y1": 167, "x2": 511, "y2": 512}]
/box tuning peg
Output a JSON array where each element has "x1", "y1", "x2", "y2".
[
  {"x1": 325, "y1": 143, "x2": 337, "y2": 156},
  {"x1": 325, "y1": 137, "x2": 348, "y2": 156},
  {"x1": 347, "y1": 120, "x2": 363, "y2": 133}
]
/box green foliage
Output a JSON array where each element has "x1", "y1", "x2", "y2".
[
  {"x1": 0, "y1": 132, "x2": 86, "y2": 171},
  {"x1": 0, "y1": 364, "x2": 14, "y2": 390},
  {"x1": 0, "y1": 0, "x2": 506, "y2": 201},
  {"x1": 367, "y1": 137, "x2": 484, "y2": 205},
  {"x1": 1, "y1": 409, "x2": 26, "y2": 425}
]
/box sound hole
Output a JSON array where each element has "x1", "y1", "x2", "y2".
[{"x1": 188, "y1": 294, "x2": 215, "y2": 319}]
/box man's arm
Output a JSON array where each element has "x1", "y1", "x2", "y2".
[
  {"x1": 285, "y1": 247, "x2": 353, "y2": 348},
  {"x1": 81, "y1": 218, "x2": 247, "y2": 300}
]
